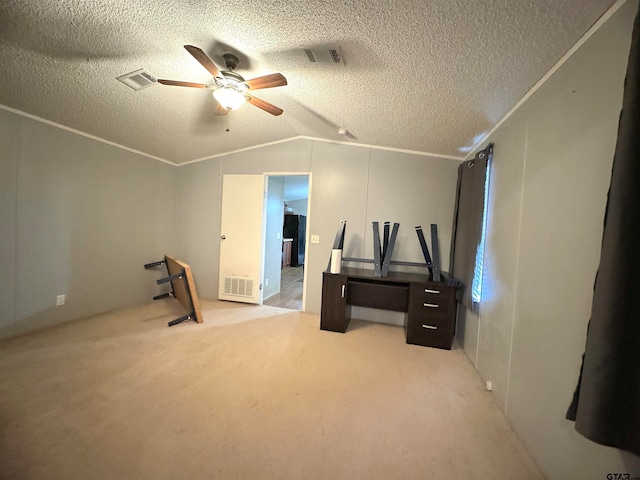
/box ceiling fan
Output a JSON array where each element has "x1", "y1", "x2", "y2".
[{"x1": 158, "y1": 45, "x2": 287, "y2": 116}]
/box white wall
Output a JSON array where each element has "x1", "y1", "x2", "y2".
[
  {"x1": 0, "y1": 109, "x2": 177, "y2": 340},
  {"x1": 176, "y1": 139, "x2": 460, "y2": 320},
  {"x1": 176, "y1": 158, "x2": 222, "y2": 302},
  {"x1": 0, "y1": 109, "x2": 18, "y2": 337},
  {"x1": 264, "y1": 176, "x2": 285, "y2": 299},
  {"x1": 458, "y1": 1, "x2": 640, "y2": 478},
  {"x1": 286, "y1": 198, "x2": 308, "y2": 215}
]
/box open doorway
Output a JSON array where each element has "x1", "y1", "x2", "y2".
[{"x1": 262, "y1": 175, "x2": 309, "y2": 310}]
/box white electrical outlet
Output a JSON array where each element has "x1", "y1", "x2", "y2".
[
  {"x1": 486, "y1": 380, "x2": 493, "y2": 391},
  {"x1": 276, "y1": 232, "x2": 281, "y2": 239},
  {"x1": 56, "y1": 294, "x2": 66, "y2": 306},
  {"x1": 311, "y1": 235, "x2": 320, "y2": 244},
  {"x1": 265, "y1": 278, "x2": 269, "y2": 286}
]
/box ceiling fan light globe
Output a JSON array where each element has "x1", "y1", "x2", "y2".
[{"x1": 213, "y1": 88, "x2": 246, "y2": 110}]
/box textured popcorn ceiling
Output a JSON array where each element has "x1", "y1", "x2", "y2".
[{"x1": 0, "y1": 0, "x2": 617, "y2": 164}]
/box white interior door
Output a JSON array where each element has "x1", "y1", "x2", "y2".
[{"x1": 218, "y1": 174, "x2": 265, "y2": 304}]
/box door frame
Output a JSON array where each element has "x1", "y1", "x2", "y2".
[{"x1": 262, "y1": 172, "x2": 312, "y2": 311}]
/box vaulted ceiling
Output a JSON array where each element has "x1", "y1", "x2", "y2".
[{"x1": 0, "y1": 0, "x2": 617, "y2": 164}]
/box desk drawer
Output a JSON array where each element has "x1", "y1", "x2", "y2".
[
  {"x1": 410, "y1": 298, "x2": 449, "y2": 315},
  {"x1": 405, "y1": 320, "x2": 454, "y2": 350},
  {"x1": 409, "y1": 284, "x2": 453, "y2": 315},
  {"x1": 347, "y1": 280, "x2": 409, "y2": 312},
  {"x1": 407, "y1": 312, "x2": 451, "y2": 331}
]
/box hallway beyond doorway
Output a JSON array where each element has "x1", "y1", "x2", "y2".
[{"x1": 263, "y1": 266, "x2": 303, "y2": 310}]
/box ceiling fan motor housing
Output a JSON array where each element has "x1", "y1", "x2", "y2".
[
  {"x1": 222, "y1": 53, "x2": 240, "y2": 71},
  {"x1": 221, "y1": 71, "x2": 245, "y2": 84},
  {"x1": 218, "y1": 53, "x2": 245, "y2": 85}
]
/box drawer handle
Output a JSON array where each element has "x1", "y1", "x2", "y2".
[
  {"x1": 341, "y1": 285, "x2": 346, "y2": 298},
  {"x1": 423, "y1": 303, "x2": 439, "y2": 308},
  {"x1": 424, "y1": 289, "x2": 440, "y2": 294},
  {"x1": 422, "y1": 324, "x2": 438, "y2": 330}
]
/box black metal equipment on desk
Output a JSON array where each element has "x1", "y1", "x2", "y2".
[{"x1": 328, "y1": 220, "x2": 448, "y2": 281}]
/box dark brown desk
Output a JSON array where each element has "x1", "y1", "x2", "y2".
[{"x1": 320, "y1": 267, "x2": 458, "y2": 349}]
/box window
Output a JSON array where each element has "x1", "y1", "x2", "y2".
[{"x1": 471, "y1": 158, "x2": 491, "y2": 303}]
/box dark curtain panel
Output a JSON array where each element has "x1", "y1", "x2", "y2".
[
  {"x1": 566, "y1": 8, "x2": 640, "y2": 456},
  {"x1": 450, "y1": 144, "x2": 491, "y2": 313}
]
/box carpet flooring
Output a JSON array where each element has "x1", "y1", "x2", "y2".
[{"x1": 0, "y1": 299, "x2": 544, "y2": 479}]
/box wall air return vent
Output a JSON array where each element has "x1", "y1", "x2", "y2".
[
  {"x1": 303, "y1": 46, "x2": 344, "y2": 65},
  {"x1": 116, "y1": 69, "x2": 158, "y2": 90}
]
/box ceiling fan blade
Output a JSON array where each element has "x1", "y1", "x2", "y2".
[
  {"x1": 215, "y1": 103, "x2": 229, "y2": 116},
  {"x1": 247, "y1": 95, "x2": 284, "y2": 116},
  {"x1": 243, "y1": 73, "x2": 288, "y2": 90},
  {"x1": 158, "y1": 79, "x2": 209, "y2": 88},
  {"x1": 184, "y1": 45, "x2": 222, "y2": 78}
]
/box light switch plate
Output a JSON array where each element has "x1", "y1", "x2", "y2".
[{"x1": 311, "y1": 235, "x2": 320, "y2": 244}]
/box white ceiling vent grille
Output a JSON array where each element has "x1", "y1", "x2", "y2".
[
  {"x1": 116, "y1": 69, "x2": 158, "y2": 90},
  {"x1": 224, "y1": 276, "x2": 255, "y2": 298},
  {"x1": 303, "y1": 46, "x2": 344, "y2": 65}
]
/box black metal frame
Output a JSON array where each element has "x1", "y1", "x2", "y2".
[
  {"x1": 328, "y1": 220, "x2": 449, "y2": 282},
  {"x1": 144, "y1": 259, "x2": 198, "y2": 327}
]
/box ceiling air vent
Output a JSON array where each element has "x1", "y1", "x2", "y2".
[
  {"x1": 116, "y1": 69, "x2": 158, "y2": 90},
  {"x1": 303, "y1": 46, "x2": 344, "y2": 65}
]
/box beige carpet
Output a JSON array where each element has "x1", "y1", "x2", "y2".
[{"x1": 0, "y1": 300, "x2": 544, "y2": 479}]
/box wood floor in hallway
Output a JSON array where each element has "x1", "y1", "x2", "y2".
[{"x1": 263, "y1": 266, "x2": 303, "y2": 310}]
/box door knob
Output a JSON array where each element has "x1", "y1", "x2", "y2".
[{"x1": 221, "y1": 235, "x2": 226, "y2": 240}]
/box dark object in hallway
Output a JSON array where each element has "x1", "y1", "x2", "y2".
[{"x1": 283, "y1": 214, "x2": 306, "y2": 267}]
